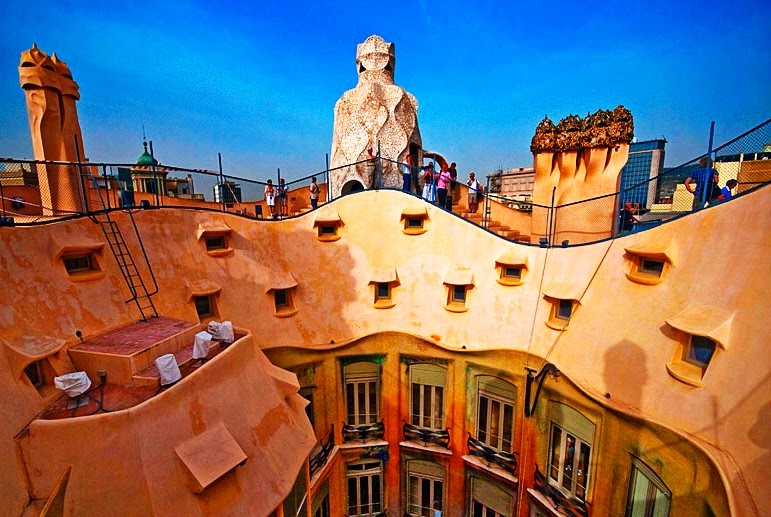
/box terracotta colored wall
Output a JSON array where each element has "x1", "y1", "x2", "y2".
[
  {"x1": 18, "y1": 335, "x2": 314, "y2": 516},
  {"x1": 0, "y1": 187, "x2": 768, "y2": 515}
]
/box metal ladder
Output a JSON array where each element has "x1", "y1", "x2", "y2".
[
  {"x1": 81, "y1": 169, "x2": 159, "y2": 322},
  {"x1": 94, "y1": 212, "x2": 158, "y2": 321}
]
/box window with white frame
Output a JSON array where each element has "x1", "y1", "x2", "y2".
[
  {"x1": 410, "y1": 363, "x2": 447, "y2": 430},
  {"x1": 476, "y1": 376, "x2": 516, "y2": 453},
  {"x1": 469, "y1": 476, "x2": 513, "y2": 517},
  {"x1": 407, "y1": 459, "x2": 445, "y2": 516},
  {"x1": 344, "y1": 361, "x2": 380, "y2": 426},
  {"x1": 346, "y1": 460, "x2": 383, "y2": 516},
  {"x1": 626, "y1": 458, "x2": 671, "y2": 517},
  {"x1": 547, "y1": 402, "x2": 595, "y2": 502}
]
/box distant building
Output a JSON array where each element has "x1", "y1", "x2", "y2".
[
  {"x1": 213, "y1": 180, "x2": 242, "y2": 205},
  {"x1": 619, "y1": 139, "x2": 666, "y2": 208},
  {"x1": 657, "y1": 164, "x2": 695, "y2": 205},
  {"x1": 117, "y1": 144, "x2": 200, "y2": 207},
  {"x1": 0, "y1": 162, "x2": 38, "y2": 186},
  {"x1": 489, "y1": 167, "x2": 535, "y2": 199}
]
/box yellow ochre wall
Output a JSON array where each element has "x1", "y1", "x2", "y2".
[{"x1": 0, "y1": 187, "x2": 768, "y2": 515}]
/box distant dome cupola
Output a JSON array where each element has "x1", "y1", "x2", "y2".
[{"x1": 136, "y1": 141, "x2": 158, "y2": 166}]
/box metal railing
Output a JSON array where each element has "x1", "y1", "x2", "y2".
[
  {"x1": 341, "y1": 421, "x2": 385, "y2": 443},
  {"x1": 2, "y1": 118, "x2": 768, "y2": 246},
  {"x1": 533, "y1": 464, "x2": 589, "y2": 517},
  {"x1": 402, "y1": 421, "x2": 450, "y2": 448},
  {"x1": 466, "y1": 433, "x2": 518, "y2": 475},
  {"x1": 309, "y1": 426, "x2": 335, "y2": 478}
]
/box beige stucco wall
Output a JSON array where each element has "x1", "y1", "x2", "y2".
[{"x1": 0, "y1": 187, "x2": 768, "y2": 515}]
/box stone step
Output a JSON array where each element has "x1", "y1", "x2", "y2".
[
  {"x1": 493, "y1": 228, "x2": 519, "y2": 239},
  {"x1": 132, "y1": 346, "x2": 195, "y2": 385},
  {"x1": 501, "y1": 230, "x2": 521, "y2": 239}
]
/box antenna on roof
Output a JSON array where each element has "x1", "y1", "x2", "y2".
[{"x1": 142, "y1": 125, "x2": 147, "y2": 142}]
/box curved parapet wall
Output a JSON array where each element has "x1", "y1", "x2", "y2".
[
  {"x1": 0, "y1": 187, "x2": 768, "y2": 514},
  {"x1": 13, "y1": 333, "x2": 315, "y2": 516}
]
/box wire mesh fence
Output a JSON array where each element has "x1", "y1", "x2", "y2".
[{"x1": 1, "y1": 118, "x2": 769, "y2": 243}]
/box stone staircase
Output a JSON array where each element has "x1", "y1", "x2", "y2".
[{"x1": 460, "y1": 211, "x2": 531, "y2": 243}]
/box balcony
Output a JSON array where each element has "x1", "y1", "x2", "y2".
[
  {"x1": 402, "y1": 421, "x2": 450, "y2": 449},
  {"x1": 531, "y1": 464, "x2": 589, "y2": 517},
  {"x1": 309, "y1": 426, "x2": 335, "y2": 479},
  {"x1": 466, "y1": 434, "x2": 518, "y2": 476},
  {"x1": 341, "y1": 421, "x2": 385, "y2": 443}
]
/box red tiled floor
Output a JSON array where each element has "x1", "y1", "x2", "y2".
[{"x1": 70, "y1": 317, "x2": 196, "y2": 356}]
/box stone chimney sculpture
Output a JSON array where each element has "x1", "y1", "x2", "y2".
[
  {"x1": 530, "y1": 106, "x2": 634, "y2": 243},
  {"x1": 330, "y1": 35, "x2": 422, "y2": 197},
  {"x1": 19, "y1": 44, "x2": 87, "y2": 214}
]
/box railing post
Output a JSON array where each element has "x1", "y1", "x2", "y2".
[
  {"x1": 376, "y1": 140, "x2": 382, "y2": 189},
  {"x1": 325, "y1": 153, "x2": 331, "y2": 203},
  {"x1": 484, "y1": 176, "x2": 491, "y2": 229},
  {"x1": 102, "y1": 165, "x2": 111, "y2": 210},
  {"x1": 547, "y1": 186, "x2": 556, "y2": 248},
  {"x1": 0, "y1": 173, "x2": 6, "y2": 219},
  {"x1": 73, "y1": 134, "x2": 89, "y2": 215},
  {"x1": 701, "y1": 121, "x2": 716, "y2": 208},
  {"x1": 218, "y1": 153, "x2": 226, "y2": 213},
  {"x1": 150, "y1": 141, "x2": 161, "y2": 208}
]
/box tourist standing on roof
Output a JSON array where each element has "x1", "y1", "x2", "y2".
[
  {"x1": 402, "y1": 154, "x2": 413, "y2": 193},
  {"x1": 447, "y1": 162, "x2": 458, "y2": 210},
  {"x1": 309, "y1": 176, "x2": 320, "y2": 209},
  {"x1": 278, "y1": 178, "x2": 289, "y2": 217},
  {"x1": 435, "y1": 162, "x2": 452, "y2": 210},
  {"x1": 721, "y1": 179, "x2": 738, "y2": 201},
  {"x1": 467, "y1": 171, "x2": 483, "y2": 213},
  {"x1": 620, "y1": 201, "x2": 639, "y2": 233},
  {"x1": 265, "y1": 179, "x2": 276, "y2": 219},
  {"x1": 685, "y1": 157, "x2": 719, "y2": 210},
  {"x1": 421, "y1": 163, "x2": 436, "y2": 203}
]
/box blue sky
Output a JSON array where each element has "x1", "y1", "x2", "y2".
[{"x1": 1, "y1": 0, "x2": 769, "y2": 181}]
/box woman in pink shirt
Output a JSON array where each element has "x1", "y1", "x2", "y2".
[{"x1": 435, "y1": 162, "x2": 452, "y2": 209}]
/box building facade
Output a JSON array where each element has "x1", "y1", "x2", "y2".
[{"x1": 618, "y1": 139, "x2": 666, "y2": 208}]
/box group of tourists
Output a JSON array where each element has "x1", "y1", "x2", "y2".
[
  {"x1": 621, "y1": 156, "x2": 739, "y2": 234},
  {"x1": 264, "y1": 176, "x2": 320, "y2": 219},
  {"x1": 402, "y1": 156, "x2": 484, "y2": 213},
  {"x1": 263, "y1": 178, "x2": 289, "y2": 219},
  {"x1": 685, "y1": 157, "x2": 738, "y2": 210},
  {"x1": 262, "y1": 154, "x2": 491, "y2": 218}
]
